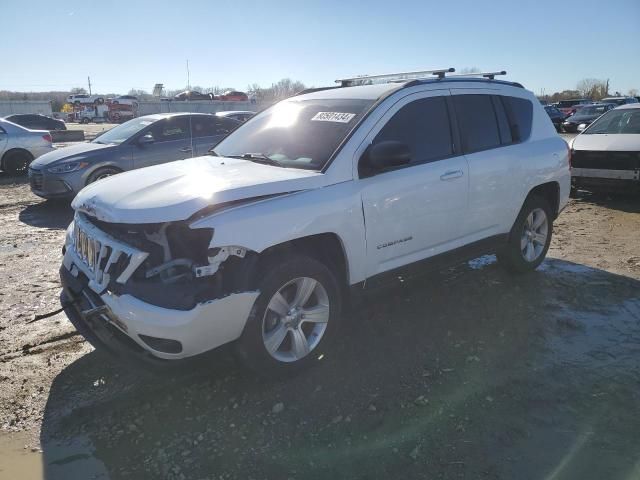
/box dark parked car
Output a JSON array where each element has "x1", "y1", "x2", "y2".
[
  {"x1": 544, "y1": 105, "x2": 566, "y2": 131},
  {"x1": 174, "y1": 90, "x2": 213, "y2": 101},
  {"x1": 29, "y1": 113, "x2": 240, "y2": 199},
  {"x1": 562, "y1": 103, "x2": 615, "y2": 133},
  {"x1": 216, "y1": 90, "x2": 249, "y2": 101},
  {"x1": 4, "y1": 114, "x2": 66, "y2": 131},
  {"x1": 557, "y1": 98, "x2": 591, "y2": 116}
]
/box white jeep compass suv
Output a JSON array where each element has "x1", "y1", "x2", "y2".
[{"x1": 59, "y1": 68, "x2": 570, "y2": 374}]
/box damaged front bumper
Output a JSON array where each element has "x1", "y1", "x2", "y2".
[{"x1": 59, "y1": 215, "x2": 259, "y2": 362}]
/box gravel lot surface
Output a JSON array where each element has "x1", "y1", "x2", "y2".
[{"x1": 1, "y1": 138, "x2": 639, "y2": 479}]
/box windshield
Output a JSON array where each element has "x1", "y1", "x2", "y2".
[
  {"x1": 578, "y1": 106, "x2": 609, "y2": 116},
  {"x1": 212, "y1": 98, "x2": 374, "y2": 170},
  {"x1": 92, "y1": 117, "x2": 156, "y2": 144},
  {"x1": 584, "y1": 109, "x2": 640, "y2": 134}
]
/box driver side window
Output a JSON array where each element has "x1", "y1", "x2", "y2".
[{"x1": 373, "y1": 97, "x2": 454, "y2": 166}]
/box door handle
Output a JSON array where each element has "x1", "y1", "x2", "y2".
[
  {"x1": 179, "y1": 147, "x2": 192, "y2": 153},
  {"x1": 440, "y1": 170, "x2": 463, "y2": 181}
]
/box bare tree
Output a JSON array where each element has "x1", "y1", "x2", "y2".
[
  {"x1": 70, "y1": 87, "x2": 87, "y2": 94},
  {"x1": 629, "y1": 88, "x2": 639, "y2": 97},
  {"x1": 576, "y1": 78, "x2": 609, "y2": 100}
]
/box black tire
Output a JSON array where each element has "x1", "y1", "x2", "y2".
[
  {"x1": 235, "y1": 254, "x2": 342, "y2": 376},
  {"x1": 81, "y1": 117, "x2": 90, "y2": 124},
  {"x1": 86, "y1": 167, "x2": 121, "y2": 185},
  {"x1": 95, "y1": 97, "x2": 104, "y2": 105},
  {"x1": 2, "y1": 150, "x2": 32, "y2": 175},
  {"x1": 112, "y1": 100, "x2": 119, "y2": 105},
  {"x1": 497, "y1": 195, "x2": 553, "y2": 273}
]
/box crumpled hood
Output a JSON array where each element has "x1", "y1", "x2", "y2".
[
  {"x1": 30, "y1": 142, "x2": 115, "y2": 167},
  {"x1": 572, "y1": 133, "x2": 640, "y2": 152},
  {"x1": 72, "y1": 156, "x2": 327, "y2": 224}
]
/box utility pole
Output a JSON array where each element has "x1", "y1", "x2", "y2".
[
  {"x1": 87, "y1": 76, "x2": 92, "y2": 95},
  {"x1": 186, "y1": 60, "x2": 190, "y2": 90}
]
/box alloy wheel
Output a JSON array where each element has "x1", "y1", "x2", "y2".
[
  {"x1": 521, "y1": 208, "x2": 548, "y2": 262},
  {"x1": 262, "y1": 277, "x2": 330, "y2": 362}
]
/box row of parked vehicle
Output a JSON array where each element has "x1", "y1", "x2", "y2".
[
  {"x1": 66, "y1": 90, "x2": 253, "y2": 106},
  {"x1": 543, "y1": 96, "x2": 639, "y2": 133},
  {"x1": 0, "y1": 110, "x2": 255, "y2": 175}
]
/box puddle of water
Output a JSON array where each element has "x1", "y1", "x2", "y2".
[
  {"x1": 467, "y1": 254, "x2": 496, "y2": 270},
  {"x1": 0, "y1": 432, "x2": 42, "y2": 480},
  {"x1": 0, "y1": 432, "x2": 110, "y2": 480}
]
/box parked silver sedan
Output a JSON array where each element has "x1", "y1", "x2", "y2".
[{"x1": 0, "y1": 119, "x2": 54, "y2": 174}]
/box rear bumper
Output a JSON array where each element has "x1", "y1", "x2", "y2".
[{"x1": 60, "y1": 236, "x2": 259, "y2": 362}]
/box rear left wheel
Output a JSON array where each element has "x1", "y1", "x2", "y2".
[
  {"x1": 497, "y1": 195, "x2": 553, "y2": 273},
  {"x1": 236, "y1": 254, "x2": 341, "y2": 376},
  {"x1": 2, "y1": 150, "x2": 32, "y2": 175}
]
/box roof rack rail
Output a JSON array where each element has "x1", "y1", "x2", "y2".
[
  {"x1": 335, "y1": 68, "x2": 455, "y2": 87},
  {"x1": 448, "y1": 70, "x2": 507, "y2": 80}
]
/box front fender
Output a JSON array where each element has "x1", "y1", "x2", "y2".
[{"x1": 190, "y1": 181, "x2": 368, "y2": 285}]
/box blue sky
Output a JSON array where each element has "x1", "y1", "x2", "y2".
[{"x1": 2, "y1": 0, "x2": 639, "y2": 95}]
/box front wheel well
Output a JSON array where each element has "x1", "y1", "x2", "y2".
[
  {"x1": 527, "y1": 182, "x2": 560, "y2": 219},
  {"x1": 257, "y1": 233, "x2": 349, "y2": 289}
]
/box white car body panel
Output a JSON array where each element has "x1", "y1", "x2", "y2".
[
  {"x1": 72, "y1": 156, "x2": 327, "y2": 223},
  {"x1": 571, "y1": 133, "x2": 640, "y2": 152}
]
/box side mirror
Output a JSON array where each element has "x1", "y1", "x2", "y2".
[
  {"x1": 360, "y1": 141, "x2": 411, "y2": 176},
  {"x1": 138, "y1": 134, "x2": 155, "y2": 146}
]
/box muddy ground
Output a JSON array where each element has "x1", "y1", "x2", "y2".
[{"x1": 1, "y1": 171, "x2": 639, "y2": 479}]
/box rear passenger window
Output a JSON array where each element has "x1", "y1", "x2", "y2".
[
  {"x1": 373, "y1": 96, "x2": 453, "y2": 164},
  {"x1": 452, "y1": 95, "x2": 501, "y2": 153},
  {"x1": 502, "y1": 96, "x2": 533, "y2": 141}
]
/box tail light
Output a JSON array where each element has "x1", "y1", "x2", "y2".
[{"x1": 42, "y1": 134, "x2": 52, "y2": 144}]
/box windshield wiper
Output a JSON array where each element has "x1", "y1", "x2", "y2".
[{"x1": 227, "y1": 153, "x2": 282, "y2": 167}]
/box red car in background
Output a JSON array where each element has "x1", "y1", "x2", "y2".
[{"x1": 216, "y1": 90, "x2": 249, "y2": 101}]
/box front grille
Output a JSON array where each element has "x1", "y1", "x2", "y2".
[
  {"x1": 71, "y1": 214, "x2": 149, "y2": 293},
  {"x1": 572, "y1": 150, "x2": 640, "y2": 171},
  {"x1": 29, "y1": 169, "x2": 43, "y2": 190}
]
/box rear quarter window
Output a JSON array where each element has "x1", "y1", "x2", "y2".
[{"x1": 502, "y1": 96, "x2": 533, "y2": 141}]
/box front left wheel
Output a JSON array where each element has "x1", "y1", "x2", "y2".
[
  {"x1": 86, "y1": 167, "x2": 121, "y2": 185},
  {"x1": 236, "y1": 254, "x2": 342, "y2": 376}
]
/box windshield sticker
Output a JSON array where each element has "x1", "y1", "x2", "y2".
[{"x1": 311, "y1": 112, "x2": 356, "y2": 123}]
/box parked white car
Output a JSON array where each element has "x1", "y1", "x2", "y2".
[
  {"x1": 0, "y1": 118, "x2": 54, "y2": 174},
  {"x1": 569, "y1": 103, "x2": 640, "y2": 194},
  {"x1": 59, "y1": 69, "x2": 570, "y2": 375},
  {"x1": 111, "y1": 95, "x2": 139, "y2": 107},
  {"x1": 67, "y1": 94, "x2": 105, "y2": 105}
]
